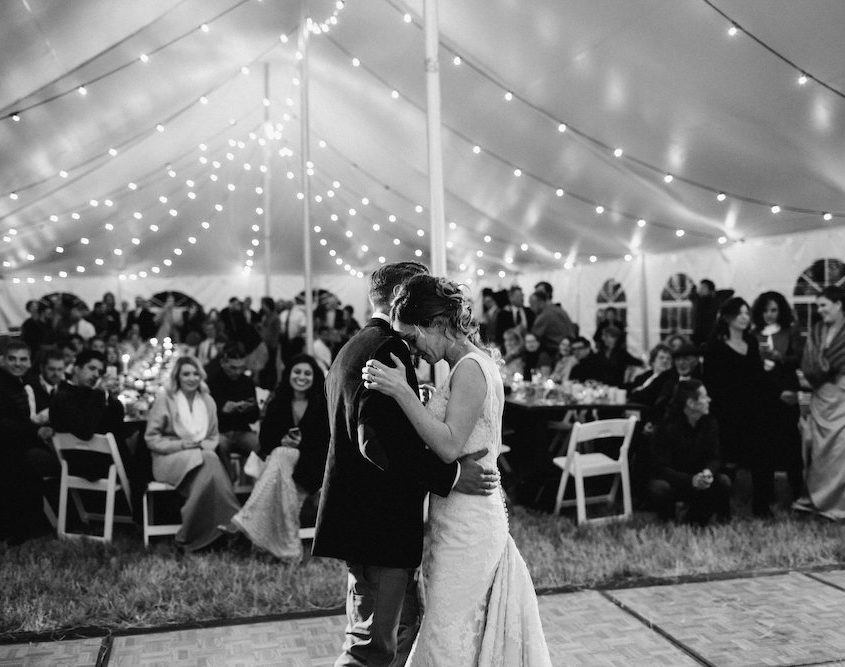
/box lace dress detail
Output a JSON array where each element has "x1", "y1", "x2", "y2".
[
  {"x1": 407, "y1": 352, "x2": 551, "y2": 666},
  {"x1": 230, "y1": 447, "x2": 308, "y2": 560}
]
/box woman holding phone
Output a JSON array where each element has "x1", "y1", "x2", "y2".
[{"x1": 223, "y1": 354, "x2": 329, "y2": 560}]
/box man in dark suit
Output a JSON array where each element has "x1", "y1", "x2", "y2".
[
  {"x1": 494, "y1": 285, "x2": 535, "y2": 347},
  {"x1": 313, "y1": 262, "x2": 498, "y2": 667}
]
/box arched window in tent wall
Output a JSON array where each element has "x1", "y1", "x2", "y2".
[
  {"x1": 659, "y1": 273, "x2": 695, "y2": 340},
  {"x1": 595, "y1": 279, "x2": 627, "y2": 331},
  {"x1": 792, "y1": 258, "x2": 845, "y2": 337}
]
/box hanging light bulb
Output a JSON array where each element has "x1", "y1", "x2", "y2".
[
  {"x1": 771, "y1": 205, "x2": 781, "y2": 214},
  {"x1": 716, "y1": 192, "x2": 727, "y2": 202},
  {"x1": 823, "y1": 213, "x2": 833, "y2": 221},
  {"x1": 613, "y1": 148, "x2": 624, "y2": 158},
  {"x1": 728, "y1": 25, "x2": 738, "y2": 37},
  {"x1": 663, "y1": 173, "x2": 674, "y2": 184},
  {"x1": 798, "y1": 73, "x2": 808, "y2": 85}
]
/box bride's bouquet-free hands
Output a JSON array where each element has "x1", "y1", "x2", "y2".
[{"x1": 362, "y1": 354, "x2": 418, "y2": 402}]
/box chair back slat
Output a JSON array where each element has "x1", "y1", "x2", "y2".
[
  {"x1": 566, "y1": 416, "x2": 638, "y2": 461},
  {"x1": 53, "y1": 432, "x2": 113, "y2": 455},
  {"x1": 52, "y1": 432, "x2": 132, "y2": 511}
]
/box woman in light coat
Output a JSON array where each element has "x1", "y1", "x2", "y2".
[{"x1": 145, "y1": 354, "x2": 240, "y2": 551}]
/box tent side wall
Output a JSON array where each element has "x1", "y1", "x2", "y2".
[{"x1": 502, "y1": 225, "x2": 845, "y2": 358}]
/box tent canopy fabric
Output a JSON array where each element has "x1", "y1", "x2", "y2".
[{"x1": 1, "y1": 0, "x2": 844, "y2": 288}]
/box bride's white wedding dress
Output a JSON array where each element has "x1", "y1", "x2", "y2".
[{"x1": 407, "y1": 351, "x2": 551, "y2": 666}]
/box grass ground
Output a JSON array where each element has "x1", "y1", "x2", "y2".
[{"x1": 2, "y1": 503, "x2": 844, "y2": 640}]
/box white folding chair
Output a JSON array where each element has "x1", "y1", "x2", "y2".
[
  {"x1": 552, "y1": 416, "x2": 637, "y2": 525},
  {"x1": 142, "y1": 481, "x2": 182, "y2": 548},
  {"x1": 52, "y1": 432, "x2": 133, "y2": 543}
]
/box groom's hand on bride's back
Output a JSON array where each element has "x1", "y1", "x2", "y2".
[{"x1": 454, "y1": 449, "x2": 500, "y2": 495}]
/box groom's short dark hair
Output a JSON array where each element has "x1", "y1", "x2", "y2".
[{"x1": 369, "y1": 261, "x2": 429, "y2": 311}]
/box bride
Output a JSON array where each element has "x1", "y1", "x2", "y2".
[{"x1": 362, "y1": 274, "x2": 551, "y2": 666}]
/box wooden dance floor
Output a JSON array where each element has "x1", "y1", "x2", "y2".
[{"x1": 4, "y1": 568, "x2": 845, "y2": 665}]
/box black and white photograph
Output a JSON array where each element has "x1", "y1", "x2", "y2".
[{"x1": 2, "y1": 1, "x2": 845, "y2": 665}]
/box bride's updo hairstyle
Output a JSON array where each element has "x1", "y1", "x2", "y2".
[{"x1": 392, "y1": 274, "x2": 478, "y2": 340}]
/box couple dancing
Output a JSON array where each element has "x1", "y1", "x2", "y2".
[{"x1": 313, "y1": 262, "x2": 550, "y2": 666}]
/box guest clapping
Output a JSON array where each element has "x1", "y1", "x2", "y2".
[
  {"x1": 145, "y1": 355, "x2": 239, "y2": 552},
  {"x1": 225, "y1": 355, "x2": 330, "y2": 560}
]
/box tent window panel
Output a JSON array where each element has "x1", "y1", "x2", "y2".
[
  {"x1": 596, "y1": 279, "x2": 627, "y2": 329},
  {"x1": 659, "y1": 273, "x2": 695, "y2": 339},
  {"x1": 792, "y1": 258, "x2": 845, "y2": 336}
]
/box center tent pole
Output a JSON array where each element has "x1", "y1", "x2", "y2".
[
  {"x1": 423, "y1": 0, "x2": 448, "y2": 385},
  {"x1": 262, "y1": 63, "x2": 272, "y2": 297},
  {"x1": 424, "y1": 0, "x2": 447, "y2": 278},
  {"x1": 299, "y1": 4, "x2": 314, "y2": 355}
]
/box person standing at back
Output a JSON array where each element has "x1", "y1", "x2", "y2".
[{"x1": 313, "y1": 261, "x2": 498, "y2": 667}]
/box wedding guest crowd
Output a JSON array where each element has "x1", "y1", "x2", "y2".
[{"x1": 4, "y1": 274, "x2": 845, "y2": 550}]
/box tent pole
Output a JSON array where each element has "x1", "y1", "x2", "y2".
[
  {"x1": 299, "y1": 7, "x2": 314, "y2": 355},
  {"x1": 639, "y1": 253, "x2": 650, "y2": 352},
  {"x1": 424, "y1": 0, "x2": 447, "y2": 385},
  {"x1": 262, "y1": 63, "x2": 272, "y2": 298},
  {"x1": 424, "y1": 0, "x2": 446, "y2": 277}
]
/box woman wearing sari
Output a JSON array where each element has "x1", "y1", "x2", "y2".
[{"x1": 794, "y1": 286, "x2": 845, "y2": 520}]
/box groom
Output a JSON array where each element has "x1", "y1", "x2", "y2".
[{"x1": 313, "y1": 261, "x2": 499, "y2": 666}]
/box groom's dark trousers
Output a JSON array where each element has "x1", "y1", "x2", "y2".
[{"x1": 313, "y1": 317, "x2": 458, "y2": 666}]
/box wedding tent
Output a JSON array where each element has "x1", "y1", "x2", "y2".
[{"x1": 1, "y1": 0, "x2": 844, "y2": 354}]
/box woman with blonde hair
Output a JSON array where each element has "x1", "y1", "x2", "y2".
[{"x1": 145, "y1": 354, "x2": 240, "y2": 551}]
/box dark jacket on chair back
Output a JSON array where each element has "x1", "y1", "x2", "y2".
[{"x1": 312, "y1": 317, "x2": 458, "y2": 568}]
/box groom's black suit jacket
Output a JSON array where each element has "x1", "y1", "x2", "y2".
[{"x1": 312, "y1": 317, "x2": 458, "y2": 568}]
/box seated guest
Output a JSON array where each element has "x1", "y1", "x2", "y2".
[
  {"x1": 88, "y1": 335, "x2": 106, "y2": 354},
  {"x1": 648, "y1": 379, "x2": 731, "y2": 526},
  {"x1": 568, "y1": 337, "x2": 604, "y2": 383},
  {"x1": 500, "y1": 327, "x2": 526, "y2": 383},
  {"x1": 28, "y1": 349, "x2": 66, "y2": 416},
  {"x1": 145, "y1": 355, "x2": 239, "y2": 552},
  {"x1": 0, "y1": 340, "x2": 54, "y2": 544},
  {"x1": 50, "y1": 350, "x2": 140, "y2": 496},
  {"x1": 629, "y1": 343, "x2": 674, "y2": 394},
  {"x1": 550, "y1": 337, "x2": 577, "y2": 383},
  {"x1": 595, "y1": 325, "x2": 643, "y2": 387},
  {"x1": 207, "y1": 342, "x2": 260, "y2": 480},
  {"x1": 522, "y1": 332, "x2": 552, "y2": 377},
  {"x1": 196, "y1": 321, "x2": 221, "y2": 367},
  {"x1": 119, "y1": 324, "x2": 148, "y2": 363},
  {"x1": 224, "y1": 355, "x2": 329, "y2": 560},
  {"x1": 648, "y1": 343, "x2": 703, "y2": 426}
]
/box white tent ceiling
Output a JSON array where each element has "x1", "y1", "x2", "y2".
[{"x1": 1, "y1": 0, "x2": 844, "y2": 287}]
